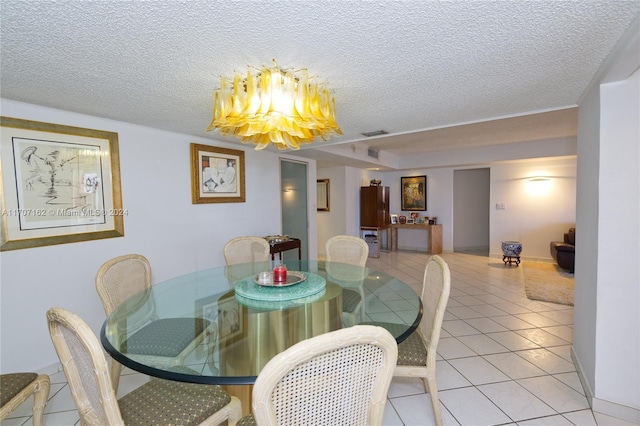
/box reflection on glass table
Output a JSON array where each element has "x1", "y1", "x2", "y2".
[{"x1": 101, "y1": 260, "x2": 422, "y2": 414}]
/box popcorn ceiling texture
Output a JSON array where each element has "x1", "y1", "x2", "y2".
[{"x1": 1, "y1": 1, "x2": 638, "y2": 157}]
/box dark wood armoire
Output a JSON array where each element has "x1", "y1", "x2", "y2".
[
  {"x1": 360, "y1": 185, "x2": 390, "y2": 228},
  {"x1": 360, "y1": 185, "x2": 390, "y2": 257}
]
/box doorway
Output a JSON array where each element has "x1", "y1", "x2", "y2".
[
  {"x1": 280, "y1": 159, "x2": 309, "y2": 260},
  {"x1": 453, "y1": 168, "x2": 490, "y2": 255}
]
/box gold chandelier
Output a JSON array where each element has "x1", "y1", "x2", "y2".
[{"x1": 206, "y1": 59, "x2": 342, "y2": 150}]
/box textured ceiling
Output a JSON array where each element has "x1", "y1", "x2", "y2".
[{"x1": 1, "y1": 1, "x2": 639, "y2": 168}]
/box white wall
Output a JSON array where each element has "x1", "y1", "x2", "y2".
[
  {"x1": 489, "y1": 158, "x2": 577, "y2": 260},
  {"x1": 595, "y1": 71, "x2": 640, "y2": 412},
  {"x1": 317, "y1": 167, "x2": 347, "y2": 256},
  {"x1": 573, "y1": 16, "x2": 640, "y2": 422},
  {"x1": 340, "y1": 159, "x2": 576, "y2": 259},
  {"x1": 574, "y1": 74, "x2": 600, "y2": 393},
  {"x1": 0, "y1": 99, "x2": 316, "y2": 373}
]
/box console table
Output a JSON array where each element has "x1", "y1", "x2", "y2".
[
  {"x1": 390, "y1": 224, "x2": 442, "y2": 254},
  {"x1": 269, "y1": 238, "x2": 302, "y2": 260}
]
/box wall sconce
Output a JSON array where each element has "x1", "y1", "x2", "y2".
[
  {"x1": 525, "y1": 176, "x2": 552, "y2": 195},
  {"x1": 527, "y1": 176, "x2": 551, "y2": 182}
]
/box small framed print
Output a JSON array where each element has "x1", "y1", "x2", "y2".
[
  {"x1": 406, "y1": 219, "x2": 415, "y2": 224},
  {"x1": 191, "y1": 143, "x2": 245, "y2": 203},
  {"x1": 390, "y1": 214, "x2": 398, "y2": 224},
  {"x1": 398, "y1": 215, "x2": 407, "y2": 224}
]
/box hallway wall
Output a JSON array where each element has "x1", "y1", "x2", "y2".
[{"x1": 318, "y1": 157, "x2": 576, "y2": 261}]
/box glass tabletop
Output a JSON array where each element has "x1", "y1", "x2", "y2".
[{"x1": 101, "y1": 259, "x2": 422, "y2": 385}]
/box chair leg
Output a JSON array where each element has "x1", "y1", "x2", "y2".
[
  {"x1": 206, "y1": 329, "x2": 218, "y2": 374},
  {"x1": 32, "y1": 375, "x2": 50, "y2": 426},
  {"x1": 110, "y1": 359, "x2": 123, "y2": 393},
  {"x1": 426, "y1": 376, "x2": 442, "y2": 426}
]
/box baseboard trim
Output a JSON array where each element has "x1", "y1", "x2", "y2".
[
  {"x1": 396, "y1": 245, "x2": 429, "y2": 253},
  {"x1": 592, "y1": 397, "x2": 640, "y2": 424},
  {"x1": 571, "y1": 347, "x2": 594, "y2": 407},
  {"x1": 572, "y1": 346, "x2": 640, "y2": 424},
  {"x1": 38, "y1": 361, "x2": 63, "y2": 376},
  {"x1": 489, "y1": 252, "x2": 555, "y2": 263}
]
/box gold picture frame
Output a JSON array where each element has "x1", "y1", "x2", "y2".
[
  {"x1": 191, "y1": 143, "x2": 245, "y2": 204},
  {"x1": 317, "y1": 179, "x2": 330, "y2": 211},
  {"x1": 401, "y1": 175, "x2": 427, "y2": 211},
  {"x1": 0, "y1": 117, "x2": 124, "y2": 251}
]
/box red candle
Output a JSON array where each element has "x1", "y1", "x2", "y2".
[{"x1": 273, "y1": 265, "x2": 287, "y2": 283}]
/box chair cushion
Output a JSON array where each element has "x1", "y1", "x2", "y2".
[
  {"x1": 361, "y1": 322, "x2": 427, "y2": 366},
  {"x1": 342, "y1": 289, "x2": 362, "y2": 313},
  {"x1": 123, "y1": 318, "x2": 209, "y2": 357},
  {"x1": 237, "y1": 413, "x2": 257, "y2": 426},
  {"x1": 396, "y1": 330, "x2": 428, "y2": 366},
  {"x1": 0, "y1": 373, "x2": 37, "y2": 407},
  {"x1": 118, "y1": 379, "x2": 230, "y2": 426}
]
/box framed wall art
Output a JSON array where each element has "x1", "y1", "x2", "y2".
[
  {"x1": 196, "y1": 291, "x2": 244, "y2": 345},
  {"x1": 317, "y1": 179, "x2": 330, "y2": 211},
  {"x1": 0, "y1": 117, "x2": 124, "y2": 251},
  {"x1": 401, "y1": 175, "x2": 427, "y2": 211},
  {"x1": 191, "y1": 143, "x2": 245, "y2": 204}
]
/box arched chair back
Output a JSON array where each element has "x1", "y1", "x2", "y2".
[
  {"x1": 96, "y1": 253, "x2": 154, "y2": 321},
  {"x1": 325, "y1": 235, "x2": 368, "y2": 266},
  {"x1": 224, "y1": 236, "x2": 271, "y2": 266},
  {"x1": 244, "y1": 325, "x2": 397, "y2": 425}
]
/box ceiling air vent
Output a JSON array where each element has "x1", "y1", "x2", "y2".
[
  {"x1": 367, "y1": 148, "x2": 379, "y2": 159},
  {"x1": 361, "y1": 130, "x2": 388, "y2": 137}
]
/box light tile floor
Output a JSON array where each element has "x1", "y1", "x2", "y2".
[{"x1": 3, "y1": 251, "x2": 636, "y2": 425}]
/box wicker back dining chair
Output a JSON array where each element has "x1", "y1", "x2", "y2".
[
  {"x1": 223, "y1": 236, "x2": 271, "y2": 266},
  {"x1": 325, "y1": 235, "x2": 369, "y2": 266},
  {"x1": 236, "y1": 325, "x2": 397, "y2": 426},
  {"x1": 393, "y1": 254, "x2": 451, "y2": 426},
  {"x1": 46, "y1": 307, "x2": 242, "y2": 426},
  {"x1": 96, "y1": 254, "x2": 216, "y2": 392},
  {"x1": 325, "y1": 235, "x2": 369, "y2": 326},
  {"x1": 0, "y1": 373, "x2": 50, "y2": 426}
]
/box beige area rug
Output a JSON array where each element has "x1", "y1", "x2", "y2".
[{"x1": 522, "y1": 262, "x2": 574, "y2": 306}]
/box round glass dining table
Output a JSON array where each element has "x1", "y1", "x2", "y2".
[{"x1": 101, "y1": 259, "x2": 422, "y2": 413}]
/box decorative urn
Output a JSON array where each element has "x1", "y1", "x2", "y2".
[{"x1": 501, "y1": 241, "x2": 522, "y2": 257}]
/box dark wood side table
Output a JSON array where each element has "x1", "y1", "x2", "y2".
[{"x1": 269, "y1": 238, "x2": 302, "y2": 260}]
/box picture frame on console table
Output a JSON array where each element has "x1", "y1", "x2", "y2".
[
  {"x1": 191, "y1": 143, "x2": 245, "y2": 204},
  {"x1": 401, "y1": 175, "x2": 427, "y2": 211},
  {"x1": 0, "y1": 116, "x2": 124, "y2": 251}
]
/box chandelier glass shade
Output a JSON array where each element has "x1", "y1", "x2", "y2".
[{"x1": 206, "y1": 60, "x2": 343, "y2": 150}]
